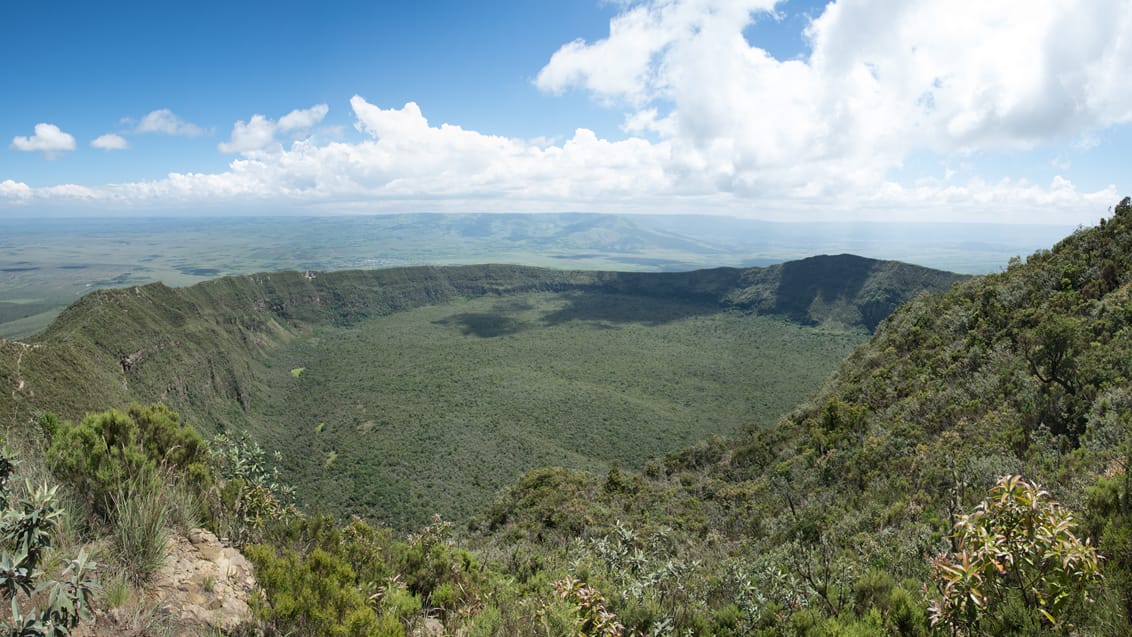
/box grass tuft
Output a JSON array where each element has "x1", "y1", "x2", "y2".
[{"x1": 110, "y1": 477, "x2": 171, "y2": 585}]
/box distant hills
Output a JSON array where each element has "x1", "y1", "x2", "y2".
[{"x1": 0, "y1": 212, "x2": 1065, "y2": 338}]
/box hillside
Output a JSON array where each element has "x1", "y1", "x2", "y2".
[
  {"x1": 465, "y1": 198, "x2": 1132, "y2": 634},
  {"x1": 5, "y1": 206, "x2": 1130, "y2": 634},
  {"x1": 0, "y1": 257, "x2": 961, "y2": 530}
]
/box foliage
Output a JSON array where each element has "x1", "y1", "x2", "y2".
[
  {"x1": 246, "y1": 513, "x2": 496, "y2": 637},
  {"x1": 928, "y1": 475, "x2": 1102, "y2": 634},
  {"x1": 108, "y1": 477, "x2": 170, "y2": 585},
  {"x1": 0, "y1": 446, "x2": 97, "y2": 636},
  {"x1": 553, "y1": 578, "x2": 629, "y2": 637},
  {"x1": 45, "y1": 403, "x2": 211, "y2": 519},
  {"x1": 208, "y1": 431, "x2": 296, "y2": 547}
]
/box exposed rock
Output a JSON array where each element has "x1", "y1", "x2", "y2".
[
  {"x1": 414, "y1": 617, "x2": 445, "y2": 637},
  {"x1": 150, "y1": 528, "x2": 256, "y2": 632},
  {"x1": 75, "y1": 528, "x2": 258, "y2": 636}
]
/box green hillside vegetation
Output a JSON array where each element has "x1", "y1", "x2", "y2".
[
  {"x1": 447, "y1": 197, "x2": 1132, "y2": 634},
  {"x1": 78, "y1": 196, "x2": 1123, "y2": 636},
  {"x1": 1, "y1": 256, "x2": 960, "y2": 530},
  {"x1": 0, "y1": 242, "x2": 1018, "y2": 635},
  {"x1": 257, "y1": 292, "x2": 862, "y2": 526}
]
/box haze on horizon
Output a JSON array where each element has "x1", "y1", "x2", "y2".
[{"x1": 3, "y1": 0, "x2": 1131, "y2": 225}]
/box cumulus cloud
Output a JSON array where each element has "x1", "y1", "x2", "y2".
[
  {"x1": 0, "y1": 180, "x2": 33, "y2": 201},
  {"x1": 10, "y1": 123, "x2": 76, "y2": 158},
  {"x1": 219, "y1": 115, "x2": 278, "y2": 154},
  {"x1": 0, "y1": 97, "x2": 1115, "y2": 224},
  {"x1": 537, "y1": 0, "x2": 1132, "y2": 199},
  {"x1": 135, "y1": 109, "x2": 206, "y2": 136},
  {"x1": 4, "y1": 1, "x2": 1131, "y2": 223},
  {"x1": 91, "y1": 133, "x2": 129, "y2": 150},
  {"x1": 220, "y1": 104, "x2": 329, "y2": 154},
  {"x1": 278, "y1": 103, "x2": 329, "y2": 131}
]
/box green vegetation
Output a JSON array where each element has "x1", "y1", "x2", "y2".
[
  {"x1": 46, "y1": 403, "x2": 210, "y2": 520},
  {"x1": 444, "y1": 197, "x2": 1132, "y2": 633},
  {"x1": 0, "y1": 446, "x2": 97, "y2": 636},
  {"x1": 1, "y1": 257, "x2": 958, "y2": 530},
  {"x1": 928, "y1": 475, "x2": 1101, "y2": 634},
  {"x1": 108, "y1": 477, "x2": 172, "y2": 585},
  {"x1": 21, "y1": 201, "x2": 1132, "y2": 634},
  {"x1": 259, "y1": 292, "x2": 864, "y2": 526}
]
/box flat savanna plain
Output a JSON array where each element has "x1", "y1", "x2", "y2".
[{"x1": 248, "y1": 291, "x2": 866, "y2": 529}]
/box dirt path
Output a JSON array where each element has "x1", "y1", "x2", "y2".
[{"x1": 8, "y1": 341, "x2": 39, "y2": 395}]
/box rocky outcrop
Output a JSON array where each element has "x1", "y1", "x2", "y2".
[
  {"x1": 150, "y1": 528, "x2": 256, "y2": 631},
  {"x1": 76, "y1": 528, "x2": 258, "y2": 636}
]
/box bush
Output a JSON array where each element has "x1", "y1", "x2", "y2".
[
  {"x1": 928, "y1": 475, "x2": 1102, "y2": 635},
  {"x1": 46, "y1": 404, "x2": 212, "y2": 519},
  {"x1": 207, "y1": 431, "x2": 296, "y2": 547}
]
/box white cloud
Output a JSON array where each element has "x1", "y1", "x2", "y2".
[
  {"x1": 10, "y1": 123, "x2": 76, "y2": 158},
  {"x1": 3, "y1": 2, "x2": 1130, "y2": 224},
  {"x1": 220, "y1": 104, "x2": 329, "y2": 154},
  {"x1": 537, "y1": 1, "x2": 780, "y2": 105},
  {"x1": 278, "y1": 104, "x2": 329, "y2": 131},
  {"x1": 536, "y1": 0, "x2": 1132, "y2": 197},
  {"x1": 91, "y1": 133, "x2": 129, "y2": 150},
  {"x1": 0, "y1": 180, "x2": 32, "y2": 201},
  {"x1": 135, "y1": 109, "x2": 206, "y2": 136},
  {"x1": 0, "y1": 97, "x2": 1116, "y2": 224},
  {"x1": 219, "y1": 115, "x2": 278, "y2": 154}
]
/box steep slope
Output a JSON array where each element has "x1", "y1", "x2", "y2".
[
  {"x1": 1, "y1": 258, "x2": 962, "y2": 429},
  {"x1": 474, "y1": 199, "x2": 1132, "y2": 632}
]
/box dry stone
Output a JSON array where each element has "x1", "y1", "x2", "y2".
[{"x1": 150, "y1": 528, "x2": 256, "y2": 631}]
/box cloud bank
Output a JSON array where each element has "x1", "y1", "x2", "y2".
[{"x1": 3, "y1": 0, "x2": 1131, "y2": 222}]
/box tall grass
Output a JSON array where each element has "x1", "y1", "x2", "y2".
[{"x1": 110, "y1": 476, "x2": 171, "y2": 585}]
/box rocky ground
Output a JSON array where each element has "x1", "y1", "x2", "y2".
[{"x1": 74, "y1": 529, "x2": 256, "y2": 637}]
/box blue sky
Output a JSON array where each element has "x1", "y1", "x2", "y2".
[{"x1": 2, "y1": 0, "x2": 1130, "y2": 223}]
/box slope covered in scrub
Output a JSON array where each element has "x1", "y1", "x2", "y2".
[{"x1": 471, "y1": 198, "x2": 1132, "y2": 633}]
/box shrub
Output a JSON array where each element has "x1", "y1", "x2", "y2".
[
  {"x1": 46, "y1": 404, "x2": 212, "y2": 519},
  {"x1": 928, "y1": 475, "x2": 1102, "y2": 635},
  {"x1": 208, "y1": 431, "x2": 296, "y2": 547},
  {"x1": 0, "y1": 445, "x2": 98, "y2": 635}
]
